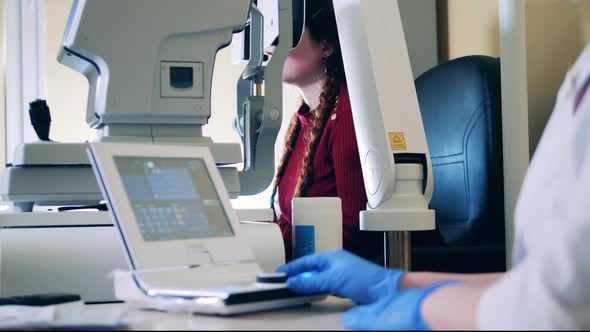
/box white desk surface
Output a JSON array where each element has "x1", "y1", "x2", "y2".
[{"x1": 98, "y1": 296, "x2": 354, "y2": 330}]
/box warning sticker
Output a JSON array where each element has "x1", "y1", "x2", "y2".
[{"x1": 389, "y1": 132, "x2": 407, "y2": 151}]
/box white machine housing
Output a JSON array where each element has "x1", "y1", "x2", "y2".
[
  {"x1": 333, "y1": 0, "x2": 434, "y2": 233},
  {"x1": 60, "y1": 0, "x2": 249, "y2": 132}
]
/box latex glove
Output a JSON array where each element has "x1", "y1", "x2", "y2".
[
  {"x1": 343, "y1": 280, "x2": 456, "y2": 331},
  {"x1": 276, "y1": 250, "x2": 403, "y2": 305}
]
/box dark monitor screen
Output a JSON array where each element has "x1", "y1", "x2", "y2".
[{"x1": 114, "y1": 157, "x2": 234, "y2": 242}]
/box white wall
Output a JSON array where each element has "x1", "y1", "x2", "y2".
[
  {"x1": 0, "y1": 0, "x2": 5, "y2": 169},
  {"x1": 44, "y1": 0, "x2": 95, "y2": 143},
  {"x1": 442, "y1": 0, "x2": 500, "y2": 61},
  {"x1": 525, "y1": 0, "x2": 587, "y2": 155},
  {"x1": 398, "y1": 0, "x2": 438, "y2": 78}
]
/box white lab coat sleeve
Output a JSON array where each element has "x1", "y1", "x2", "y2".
[
  {"x1": 477, "y1": 128, "x2": 590, "y2": 329},
  {"x1": 477, "y1": 224, "x2": 590, "y2": 330}
]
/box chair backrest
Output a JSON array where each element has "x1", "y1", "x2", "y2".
[{"x1": 415, "y1": 55, "x2": 505, "y2": 246}]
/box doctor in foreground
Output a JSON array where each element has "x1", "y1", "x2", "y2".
[{"x1": 277, "y1": 36, "x2": 590, "y2": 332}]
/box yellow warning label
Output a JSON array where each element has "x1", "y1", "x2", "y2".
[{"x1": 389, "y1": 132, "x2": 407, "y2": 151}]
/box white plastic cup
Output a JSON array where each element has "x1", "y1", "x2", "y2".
[{"x1": 291, "y1": 197, "x2": 342, "y2": 259}]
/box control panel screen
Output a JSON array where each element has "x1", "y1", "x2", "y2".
[{"x1": 114, "y1": 157, "x2": 234, "y2": 241}]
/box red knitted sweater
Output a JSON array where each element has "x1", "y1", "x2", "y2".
[{"x1": 277, "y1": 82, "x2": 382, "y2": 262}]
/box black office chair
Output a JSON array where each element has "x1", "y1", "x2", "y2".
[{"x1": 411, "y1": 55, "x2": 506, "y2": 273}]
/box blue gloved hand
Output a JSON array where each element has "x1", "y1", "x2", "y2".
[
  {"x1": 343, "y1": 280, "x2": 456, "y2": 331},
  {"x1": 276, "y1": 250, "x2": 404, "y2": 305}
]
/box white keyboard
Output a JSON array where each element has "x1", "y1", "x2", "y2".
[
  {"x1": 134, "y1": 263, "x2": 264, "y2": 292},
  {"x1": 169, "y1": 272, "x2": 260, "y2": 290}
]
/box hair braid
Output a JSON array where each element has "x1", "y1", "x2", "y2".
[
  {"x1": 292, "y1": 76, "x2": 340, "y2": 198},
  {"x1": 269, "y1": 113, "x2": 301, "y2": 219}
]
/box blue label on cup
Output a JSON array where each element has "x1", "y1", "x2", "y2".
[{"x1": 294, "y1": 225, "x2": 315, "y2": 259}]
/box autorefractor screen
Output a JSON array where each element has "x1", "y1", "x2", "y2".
[{"x1": 113, "y1": 157, "x2": 234, "y2": 242}]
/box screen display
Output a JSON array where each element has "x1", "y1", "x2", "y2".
[{"x1": 114, "y1": 157, "x2": 234, "y2": 242}]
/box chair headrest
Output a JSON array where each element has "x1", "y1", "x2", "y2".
[{"x1": 416, "y1": 55, "x2": 504, "y2": 245}]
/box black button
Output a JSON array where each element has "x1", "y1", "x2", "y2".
[
  {"x1": 170, "y1": 66, "x2": 193, "y2": 89},
  {"x1": 256, "y1": 273, "x2": 287, "y2": 284}
]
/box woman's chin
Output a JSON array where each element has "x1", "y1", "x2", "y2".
[
  {"x1": 282, "y1": 79, "x2": 301, "y2": 87},
  {"x1": 282, "y1": 76, "x2": 296, "y2": 84}
]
